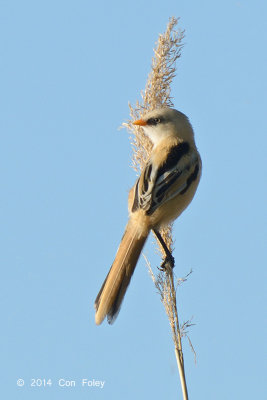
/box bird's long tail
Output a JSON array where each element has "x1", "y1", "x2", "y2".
[{"x1": 94, "y1": 219, "x2": 149, "y2": 325}]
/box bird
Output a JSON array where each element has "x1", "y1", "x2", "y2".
[{"x1": 94, "y1": 107, "x2": 201, "y2": 325}]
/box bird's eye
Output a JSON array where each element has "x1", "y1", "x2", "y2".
[{"x1": 147, "y1": 117, "x2": 161, "y2": 125}]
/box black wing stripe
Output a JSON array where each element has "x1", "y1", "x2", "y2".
[
  {"x1": 131, "y1": 178, "x2": 140, "y2": 212},
  {"x1": 145, "y1": 163, "x2": 152, "y2": 180},
  {"x1": 155, "y1": 171, "x2": 182, "y2": 198},
  {"x1": 156, "y1": 142, "x2": 189, "y2": 181},
  {"x1": 142, "y1": 163, "x2": 153, "y2": 194},
  {"x1": 180, "y1": 164, "x2": 199, "y2": 195},
  {"x1": 146, "y1": 171, "x2": 183, "y2": 215}
]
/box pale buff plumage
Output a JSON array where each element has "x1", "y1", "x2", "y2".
[{"x1": 95, "y1": 108, "x2": 201, "y2": 325}]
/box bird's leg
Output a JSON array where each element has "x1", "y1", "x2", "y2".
[{"x1": 153, "y1": 229, "x2": 175, "y2": 271}]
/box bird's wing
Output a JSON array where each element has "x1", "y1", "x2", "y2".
[{"x1": 131, "y1": 142, "x2": 200, "y2": 216}]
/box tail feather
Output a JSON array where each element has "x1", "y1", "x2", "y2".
[{"x1": 94, "y1": 220, "x2": 148, "y2": 325}]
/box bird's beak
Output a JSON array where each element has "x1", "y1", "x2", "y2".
[{"x1": 133, "y1": 118, "x2": 147, "y2": 126}]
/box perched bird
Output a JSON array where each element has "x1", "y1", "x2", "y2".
[{"x1": 95, "y1": 107, "x2": 201, "y2": 325}]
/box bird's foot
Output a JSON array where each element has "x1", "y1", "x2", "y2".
[{"x1": 158, "y1": 253, "x2": 175, "y2": 272}]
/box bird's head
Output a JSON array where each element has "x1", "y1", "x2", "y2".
[{"x1": 133, "y1": 107, "x2": 194, "y2": 146}]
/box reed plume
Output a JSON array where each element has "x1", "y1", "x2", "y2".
[{"x1": 123, "y1": 17, "x2": 193, "y2": 400}]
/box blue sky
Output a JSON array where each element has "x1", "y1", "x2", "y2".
[{"x1": 1, "y1": 0, "x2": 266, "y2": 399}]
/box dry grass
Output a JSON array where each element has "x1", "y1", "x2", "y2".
[
  {"x1": 122, "y1": 15, "x2": 185, "y2": 255},
  {"x1": 123, "y1": 17, "x2": 192, "y2": 400}
]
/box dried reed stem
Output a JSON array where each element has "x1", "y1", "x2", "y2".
[
  {"x1": 147, "y1": 260, "x2": 189, "y2": 400},
  {"x1": 123, "y1": 17, "x2": 190, "y2": 399}
]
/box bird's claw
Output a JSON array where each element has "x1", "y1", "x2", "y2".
[{"x1": 157, "y1": 254, "x2": 175, "y2": 272}]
